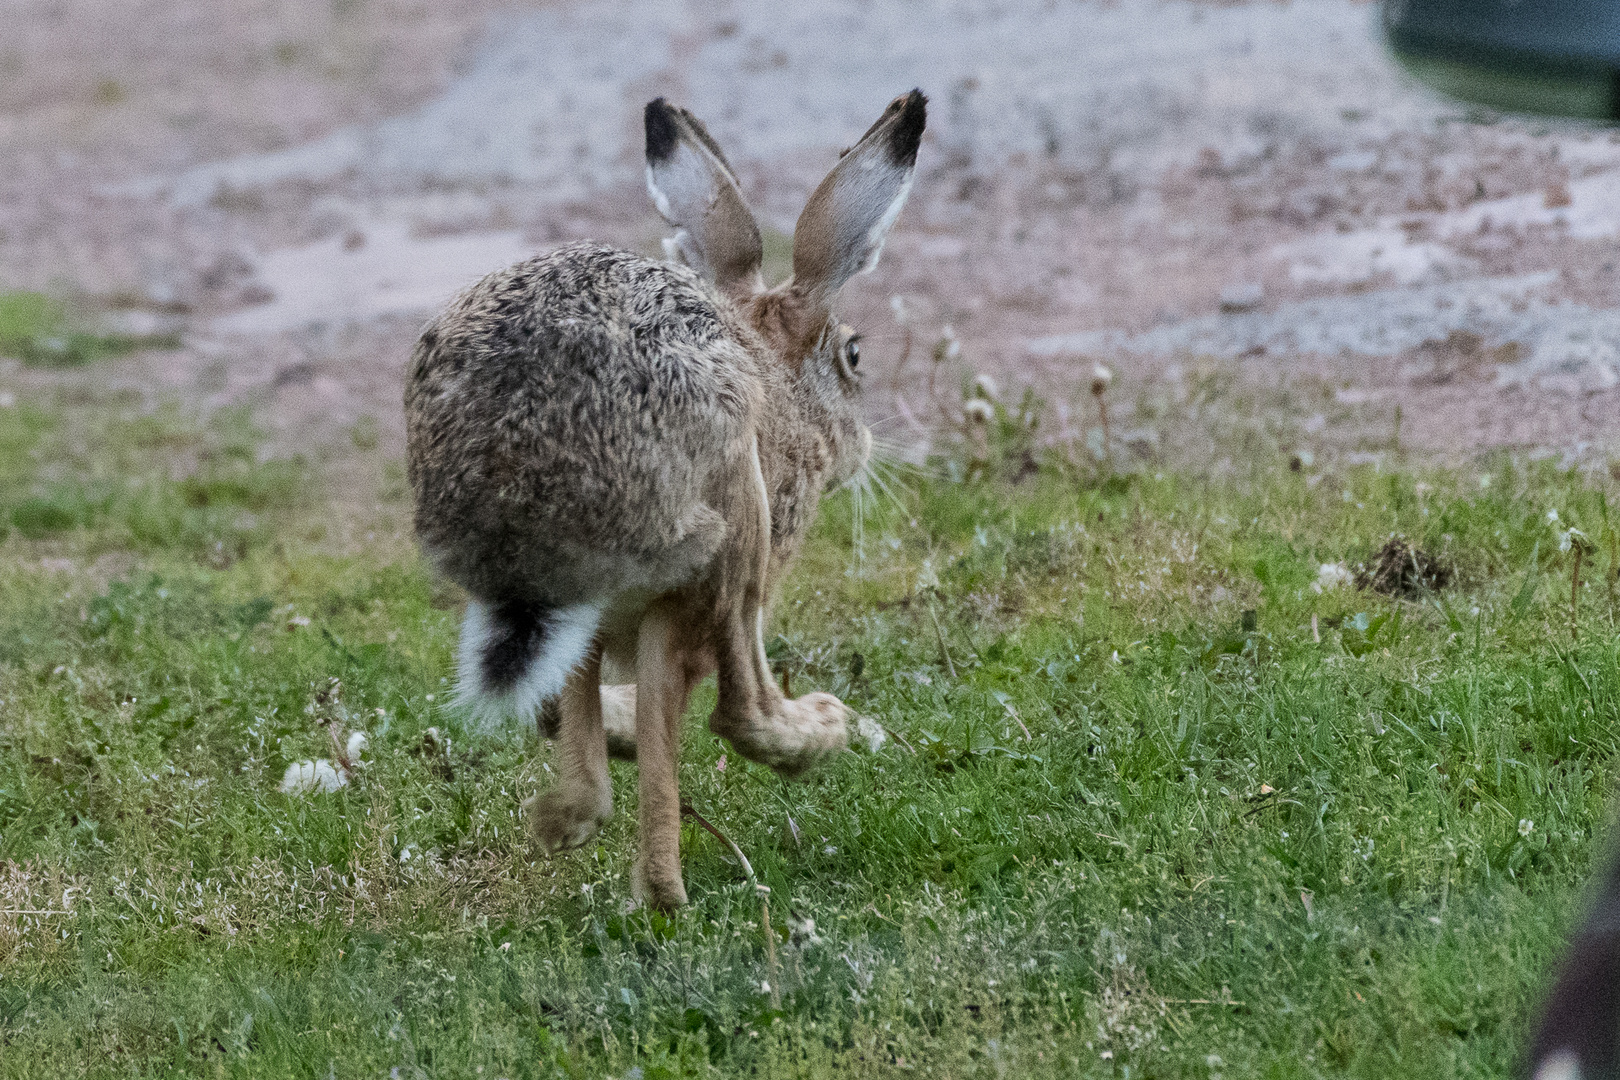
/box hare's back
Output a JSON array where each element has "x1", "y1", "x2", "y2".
[{"x1": 405, "y1": 243, "x2": 756, "y2": 603}]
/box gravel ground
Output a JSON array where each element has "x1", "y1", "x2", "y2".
[{"x1": 4, "y1": 0, "x2": 1620, "y2": 470}]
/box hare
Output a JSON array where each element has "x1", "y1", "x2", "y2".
[{"x1": 405, "y1": 90, "x2": 926, "y2": 910}]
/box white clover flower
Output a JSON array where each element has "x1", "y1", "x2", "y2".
[
  {"x1": 279, "y1": 759, "x2": 348, "y2": 795},
  {"x1": 788, "y1": 914, "x2": 824, "y2": 947},
  {"x1": 854, "y1": 714, "x2": 888, "y2": 753},
  {"x1": 1090, "y1": 363, "x2": 1114, "y2": 398},
  {"x1": 1312, "y1": 563, "x2": 1353, "y2": 593},
  {"x1": 914, "y1": 559, "x2": 941, "y2": 592}
]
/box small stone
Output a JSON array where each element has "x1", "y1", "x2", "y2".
[
  {"x1": 1219, "y1": 282, "x2": 1265, "y2": 314},
  {"x1": 237, "y1": 283, "x2": 276, "y2": 306}
]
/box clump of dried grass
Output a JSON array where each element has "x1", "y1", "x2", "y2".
[{"x1": 1356, "y1": 535, "x2": 1450, "y2": 598}]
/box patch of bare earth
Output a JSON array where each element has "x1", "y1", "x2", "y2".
[
  {"x1": 6, "y1": 0, "x2": 1620, "y2": 527},
  {"x1": 0, "y1": 0, "x2": 523, "y2": 299}
]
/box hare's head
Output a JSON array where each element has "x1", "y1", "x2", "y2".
[{"x1": 645, "y1": 90, "x2": 927, "y2": 486}]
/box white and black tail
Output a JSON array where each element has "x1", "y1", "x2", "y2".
[{"x1": 453, "y1": 598, "x2": 601, "y2": 732}]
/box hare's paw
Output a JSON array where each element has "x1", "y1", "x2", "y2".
[
  {"x1": 631, "y1": 856, "x2": 688, "y2": 912},
  {"x1": 731, "y1": 692, "x2": 850, "y2": 778},
  {"x1": 526, "y1": 785, "x2": 613, "y2": 853}
]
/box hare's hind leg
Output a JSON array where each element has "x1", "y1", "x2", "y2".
[
  {"x1": 708, "y1": 438, "x2": 849, "y2": 778},
  {"x1": 599, "y1": 684, "x2": 639, "y2": 759},
  {"x1": 526, "y1": 641, "x2": 614, "y2": 852},
  {"x1": 538, "y1": 685, "x2": 638, "y2": 760},
  {"x1": 630, "y1": 599, "x2": 701, "y2": 911}
]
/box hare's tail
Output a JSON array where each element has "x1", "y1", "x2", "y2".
[{"x1": 453, "y1": 598, "x2": 602, "y2": 732}]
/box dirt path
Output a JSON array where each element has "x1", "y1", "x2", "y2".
[{"x1": 4, "y1": 0, "x2": 1619, "y2": 475}]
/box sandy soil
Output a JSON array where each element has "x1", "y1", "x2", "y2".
[{"x1": 4, "y1": 0, "x2": 1620, "y2": 477}]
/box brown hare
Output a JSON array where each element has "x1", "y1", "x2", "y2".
[{"x1": 405, "y1": 91, "x2": 926, "y2": 910}]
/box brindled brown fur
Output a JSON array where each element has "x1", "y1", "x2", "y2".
[{"x1": 405, "y1": 90, "x2": 926, "y2": 910}]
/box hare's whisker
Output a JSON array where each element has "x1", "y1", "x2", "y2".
[
  {"x1": 869, "y1": 433, "x2": 923, "y2": 458},
  {"x1": 869, "y1": 442, "x2": 930, "y2": 478},
  {"x1": 865, "y1": 471, "x2": 910, "y2": 515}
]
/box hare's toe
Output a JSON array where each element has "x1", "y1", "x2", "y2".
[
  {"x1": 631, "y1": 856, "x2": 688, "y2": 912},
  {"x1": 526, "y1": 785, "x2": 613, "y2": 853},
  {"x1": 724, "y1": 692, "x2": 849, "y2": 778}
]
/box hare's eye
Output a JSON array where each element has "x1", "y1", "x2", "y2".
[{"x1": 843, "y1": 337, "x2": 861, "y2": 371}]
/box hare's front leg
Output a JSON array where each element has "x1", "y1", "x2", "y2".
[
  {"x1": 708, "y1": 441, "x2": 849, "y2": 778},
  {"x1": 631, "y1": 600, "x2": 691, "y2": 911},
  {"x1": 526, "y1": 643, "x2": 614, "y2": 852},
  {"x1": 711, "y1": 609, "x2": 848, "y2": 777}
]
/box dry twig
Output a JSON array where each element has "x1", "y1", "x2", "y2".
[{"x1": 683, "y1": 803, "x2": 781, "y2": 1009}]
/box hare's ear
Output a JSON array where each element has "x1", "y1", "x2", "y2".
[
  {"x1": 792, "y1": 90, "x2": 926, "y2": 305},
  {"x1": 645, "y1": 98, "x2": 764, "y2": 296}
]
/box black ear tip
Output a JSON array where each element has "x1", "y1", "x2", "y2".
[
  {"x1": 645, "y1": 98, "x2": 679, "y2": 164},
  {"x1": 888, "y1": 89, "x2": 928, "y2": 168}
]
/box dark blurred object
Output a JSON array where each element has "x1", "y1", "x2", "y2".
[
  {"x1": 1526, "y1": 834, "x2": 1620, "y2": 1080},
  {"x1": 1384, "y1": 0, "x2": 1620, "y2": 120}
]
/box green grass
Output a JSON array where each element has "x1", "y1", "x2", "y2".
[
  {"x1": 0, "y1": 398, "x2": 307, "y2": 556},
  {"x1": 2, "y1": 390, "x2": 1619, "y2": 1078},
  {"x1": 0, "y1": 292, "x2": 180, "y2": 368}
]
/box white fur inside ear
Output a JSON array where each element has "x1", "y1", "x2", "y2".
[
  {"x1": 647, "y1": 138, "x2": 755, "y2": 281},
  {"x1": 645, "y1": 164, "x2": 674, "y2": 219},
  {"x1": 647, "y1": 146, "x2": 726, "y2": 226},
  {"x1": 857, "y1": 171, "x2": 914, "y2": 275},
  {"x1": 452, "y1": 599, "x2": 602, "y2": 734},
  {"x1": 661, "y1": 229, "x2": 704, "y2": 270}
]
